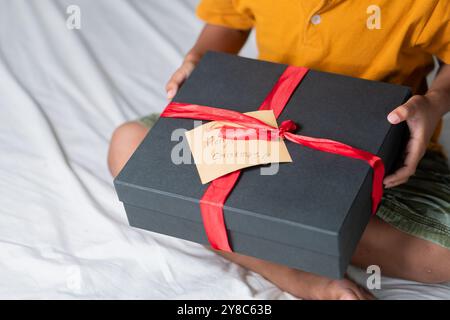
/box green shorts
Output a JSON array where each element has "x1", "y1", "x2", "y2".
[{"x1": 138, "y1": 113, "x2": 450, "y2": 249}]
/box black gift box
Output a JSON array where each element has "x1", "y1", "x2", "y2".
[{"x1": 114, "y1": 52, "x2": 410, "y2": 278}]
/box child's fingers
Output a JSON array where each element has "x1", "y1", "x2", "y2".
[
  {"x1": 383, "y1": 137, "x2": 425, "y2": 187},
  {"x1": 165, "y1": 63, "x2": 196, "y2": 100},
  {"x1": 166, "y1": 87, "x2": 177, "y2": 100},
  {"x1": 166, "y1": 69, "x2": 186, "y2": 99},
  {"x1": 387, "y1": 96, "x2": 420, "y2": 124},
  {"x1": 383, "y1": 161, "x2": 416, "y2": 187}
]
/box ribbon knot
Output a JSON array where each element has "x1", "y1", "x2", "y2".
[{"x1": 278, "y1": 120, "x2": 298, "y2": 138}]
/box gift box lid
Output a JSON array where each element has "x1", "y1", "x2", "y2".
[{"x1": 115, "y1": 52, "x2": 410, "y2": 268}]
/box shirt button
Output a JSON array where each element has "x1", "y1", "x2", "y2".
[{"x1": 311, "y1": 14, "x2": 321, "y2": 25}]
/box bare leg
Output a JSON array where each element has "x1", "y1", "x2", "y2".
[
  {"x1": 352, "y1": 216, "x2": 450, "y2": 284},
  {"x1": 219, "y1": 217, "x2": 450, "y2": 299},
  {"x1": 217, "y1": 250, "x2": 373, "y2": 300},
  {"x1": 107, "y1": 121, "x2": 450, "y2": 299}
]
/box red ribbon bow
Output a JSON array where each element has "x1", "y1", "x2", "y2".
[{"x1": 161, "y1": 66, "x2": 385, "y2": 252}]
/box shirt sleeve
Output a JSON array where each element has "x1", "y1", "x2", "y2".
[
  {"x1": 196, "y1": 0, "x2": 254, "y2": 30},
  {"x1": 415, "y1": 0, "x2": 450, "y2": 64}
]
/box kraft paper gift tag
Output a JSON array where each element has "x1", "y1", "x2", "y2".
[{"x1": 185, "y1": 110, "x2": 292, "y2": 184}]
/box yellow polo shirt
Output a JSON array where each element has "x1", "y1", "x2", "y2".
[{"x1": 197, "y1": 0, "x2": 450, "y2": 150}]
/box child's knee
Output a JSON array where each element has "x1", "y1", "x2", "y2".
[
  {"x1": 108, "y1": 121, "x2": 148, "y2": 177},
  {"x1": 110, "y1": 121, "x2": 147, "y2": 146}
]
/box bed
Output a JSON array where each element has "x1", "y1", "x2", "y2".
[{"x1": 0, "y1": 0, "x2": 449, "y2": 299}]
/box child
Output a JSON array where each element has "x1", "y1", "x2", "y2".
[{"x1": 108, "y1": 0, "x2": 450, "y2": 299}]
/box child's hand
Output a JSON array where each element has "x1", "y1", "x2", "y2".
[
  {"x1": 383, "y1": 92, "x2": 445, "y2": 188},
  {"x1": 166, "y1": 54, "x2": 200, "y2": 100},
  {"x1": 165, "y1": 24, "x2": 250, "y2": 100}
]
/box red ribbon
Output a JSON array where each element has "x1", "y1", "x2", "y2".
[{"x1": 161, "y1": 66, "x2": 384, "y2": 252}]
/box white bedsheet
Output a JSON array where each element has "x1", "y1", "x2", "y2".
[{"x1": 0, "y1": 0, "x2": 449, "y2": 299}]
